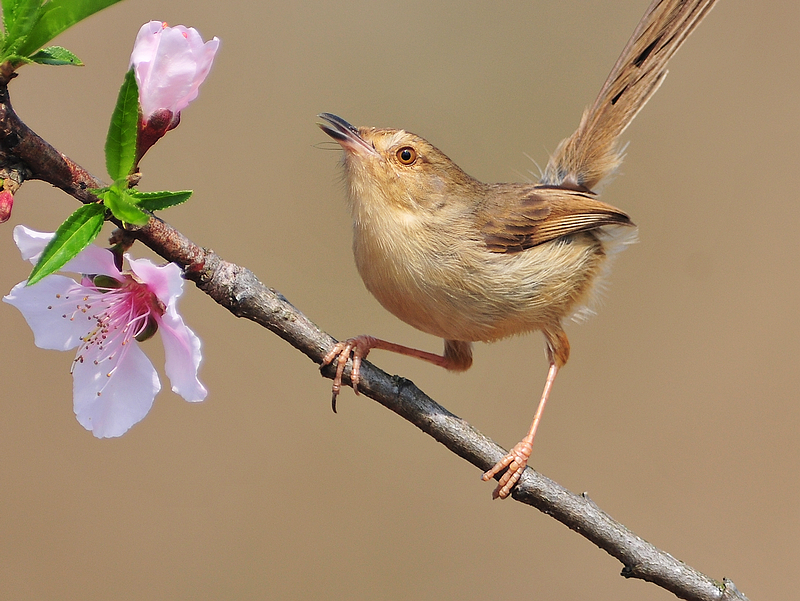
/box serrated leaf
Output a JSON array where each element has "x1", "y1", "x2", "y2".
[
  {"x1": 1, "y1": 0, "x2": 20, "y2": 34},
  {"x1": 3, "y1": 0, "x2": 42, "y2": 51},
  {"x1": 1, "y1": 0, "x2": 16, "y2": 21},
  {"x1": 105, "y1": 68, "x2": 139, "y2": 181},
  {"x1": 27, "y1": 202, "x2": 105, "y2": 286},
  {"x1": 128, "y1": 189, "x2": 193, "y2": 212},
  {"x1": 17, "y1": 0, "x2": 125, "y2": 57},
  {"x1": 28, "y1": 45, "x2": 83, "y2": 65},
  {"x1": 103, "y1": 187, "x2": 149, "y2": 226},
  {"x1": 2, "y1": 0, "x2": 29, "y2": 22}
]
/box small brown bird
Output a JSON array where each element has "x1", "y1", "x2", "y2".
[{"x1": 319, "y1": 0, "x2": 717, "y2": 499}]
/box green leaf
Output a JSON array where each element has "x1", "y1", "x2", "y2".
[
  {"x1": 17, "y1": 0, "x2": 125, "y2": 57},
  {"x1": 128, "y1": 189, "x2": 193, "y2": 212},
  {"x1": 1, "y1": 0, "x2": 15, "y2": 24},
  {"x1": 102, "y1": 187, "x2": 149, "y2": 226},
  {"x1": 3, "y1": 0, "x2": 42, "y2": 50},
  {"x1": 27, "y1": 202, "x2": 105, "y2": 286},
  {"x1": 105, "y1": 68, "x2": 139, "y2": 181},
  {"x1": 28, "y1": 45, "x2": 83, "y2": 65},
  {"x1": 1, "y1": 0, "x2": 27, "y2": 23},
  {"x1": 1, "y1": 0, "x2": 20, "y2": 35}
]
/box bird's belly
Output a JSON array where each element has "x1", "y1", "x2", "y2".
[{"x1": 355, "y1": 231, "x2": 607, "y2": 342}]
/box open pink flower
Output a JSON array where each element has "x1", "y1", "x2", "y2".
[{"x1": 4, "y1": 226, "x2": 207, "y2": 438}]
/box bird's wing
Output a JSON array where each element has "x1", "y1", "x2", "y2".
[{"x1": 477, "y1": 185, "x2": 633, "y2": 253}]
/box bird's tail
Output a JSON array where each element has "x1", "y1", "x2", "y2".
[{"x1": 541, "y1": 0, "x2": 717, "y2": 191}]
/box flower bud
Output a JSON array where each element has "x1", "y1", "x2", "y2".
[
  {"x1": 130, "y1": 21, "x2": 219, "y2": 123},
  {"x1": 129, "y1": 21, "x2": 219, "y2": 162},
  {"x1": 0, "y1": 189, "x2": 13, "y2": 223}
]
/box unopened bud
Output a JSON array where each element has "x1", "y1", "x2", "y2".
[{"x1": 0, "y1": 189, "x2": 13, "y2": 223}]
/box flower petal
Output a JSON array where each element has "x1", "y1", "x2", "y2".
[
  {"x1": 73, "y1": 340, "x2": 161, "y2": 438},
  {"x1": 163, "y1": 27, "x2": 219, "y2": 114},
  {"x1": 129, "y1": 21, "x2": 165, "y2": 71},
  {"x1": 12, "y1": 224, "x2": 122, "y2": 278},
  {"x1": 62, "y1": 245, "x2": 122, "y2": 279},
  {"x1": 127, "y1": 256, "x2": 205, "y2": 401},
  {"x1": 127, "y1": 256, "x2": 183, "y2": 307},
  {"x1": 13, "y1": 225, "x2": 54, "y2": 262},
  {"x1": 4, "y1": 276, "x2": 92, "y2": 351},
  {"x1": 158, "y1": 307, "x2": 207, "y2": 402}
]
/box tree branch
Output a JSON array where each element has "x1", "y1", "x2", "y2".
[{"x1": 0, "y1": 80, "x2": 750, "y2": 601}]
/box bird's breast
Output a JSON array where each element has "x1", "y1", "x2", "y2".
[{"x1": 350, "y1": 205, "x2": 609, "y2": 343}]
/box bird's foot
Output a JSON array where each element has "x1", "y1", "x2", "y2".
[
  {"x1": 321, "y1": 335, "x2": 378, "y2": 411},
  {"x1": 482, "y1": 438, "x2": 533, "y2": 499}
]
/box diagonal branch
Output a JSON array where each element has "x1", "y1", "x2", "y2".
[{"x1": 0, "y1": 81, "x2": 749, "y2": 601}]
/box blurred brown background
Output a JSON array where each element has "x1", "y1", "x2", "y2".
[{"x1": 0, "y1": 0, "x2": 796, "y2": 599}]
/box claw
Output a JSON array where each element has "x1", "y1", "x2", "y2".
[
  {"x1": 321, "y1": 336, "x2": 377, "y2": 411},
  {"x1": 482, "y1": 438, "x2": 533, "y2": 499}
]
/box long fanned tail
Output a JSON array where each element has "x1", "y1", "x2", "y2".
[{"x1": 542, "y1": 0, "x2": 717, "y2": 191}]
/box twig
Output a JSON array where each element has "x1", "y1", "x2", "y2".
[{"x1": 0, "y1": 80, "x2": 749, "y2": 601}]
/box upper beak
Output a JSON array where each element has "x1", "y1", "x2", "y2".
[{"x1": 317, "y1": 113, "x2": 376, "y2": 156}]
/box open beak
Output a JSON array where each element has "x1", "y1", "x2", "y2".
[{"x1": 317, "y1": 113, "x2": 377, "y2": 156}]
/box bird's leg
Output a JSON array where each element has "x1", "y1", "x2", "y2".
[
  {"x1": 482, "y1": 363, "x2": 559, "y2": 499},
  {"x1": 322, "y1": 338, "x2": 472, "y2": 411},
  {"x1": 483, "y1": 327, "x2": 570, "y2": 499}
]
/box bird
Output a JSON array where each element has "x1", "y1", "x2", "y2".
[{"x1": 318, "y1": 0, "x2": 718, "y2": 499}]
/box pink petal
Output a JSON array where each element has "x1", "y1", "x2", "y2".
[
  {"x1": 3, "y1": 276, "x2": 92, "y2": 351},
  {"x1": 152, "y1": 28, "x2": 200, "y2": 85},
  {"x1": 129, "y1": 21, "x2": 165, "y2": 70},
  {"x1": 73, "y1": 340, "x2": 161, "y2": 438},
  {"x1": 13, "y1": 225, "x2": 54, "y2": 262},
  {"x1": 12, "y1": 225, "x2": 122, "y2": 278},
  {"x1": 126, "y1": 256, "x2": 183, "y2": 306},
  {"x1": 158, "y1": 307, "x2": 207, "y2": 402},
  {"x1": 127, "y1": 257, "x2": 206, "y2": 402},
  {"x1": 164, "y1": 28, "x2": 219, "y2": 114},
  {"x1": 62, "y1": 246, "x2": 122, "y2": 280}
]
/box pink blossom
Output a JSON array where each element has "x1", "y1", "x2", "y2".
[
  {"x1": 4, "y1": 226, "x2": 207, "y2": 438},
  {"x1": 130, "y1": 21, "x2": 219, "y2": 122}
]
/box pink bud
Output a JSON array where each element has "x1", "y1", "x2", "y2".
[
  {"x1": 0, "y1": 189, "x2": 13, "y2": 223},
  {"x1": 130, "y1": 21, "x2": 219, "y2": 123}
]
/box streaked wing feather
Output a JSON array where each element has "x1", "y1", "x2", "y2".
[{"x1": 479, "y1": 185, "x2": 632, "y2": 254}]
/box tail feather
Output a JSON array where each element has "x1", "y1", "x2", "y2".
[{"x1": 542, "y1": 0, "x2": 718, "y2": 191}]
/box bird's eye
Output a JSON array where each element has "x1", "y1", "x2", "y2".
[{"x1": 396, "y1": 146, "x2": 417, "y2": 165}]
